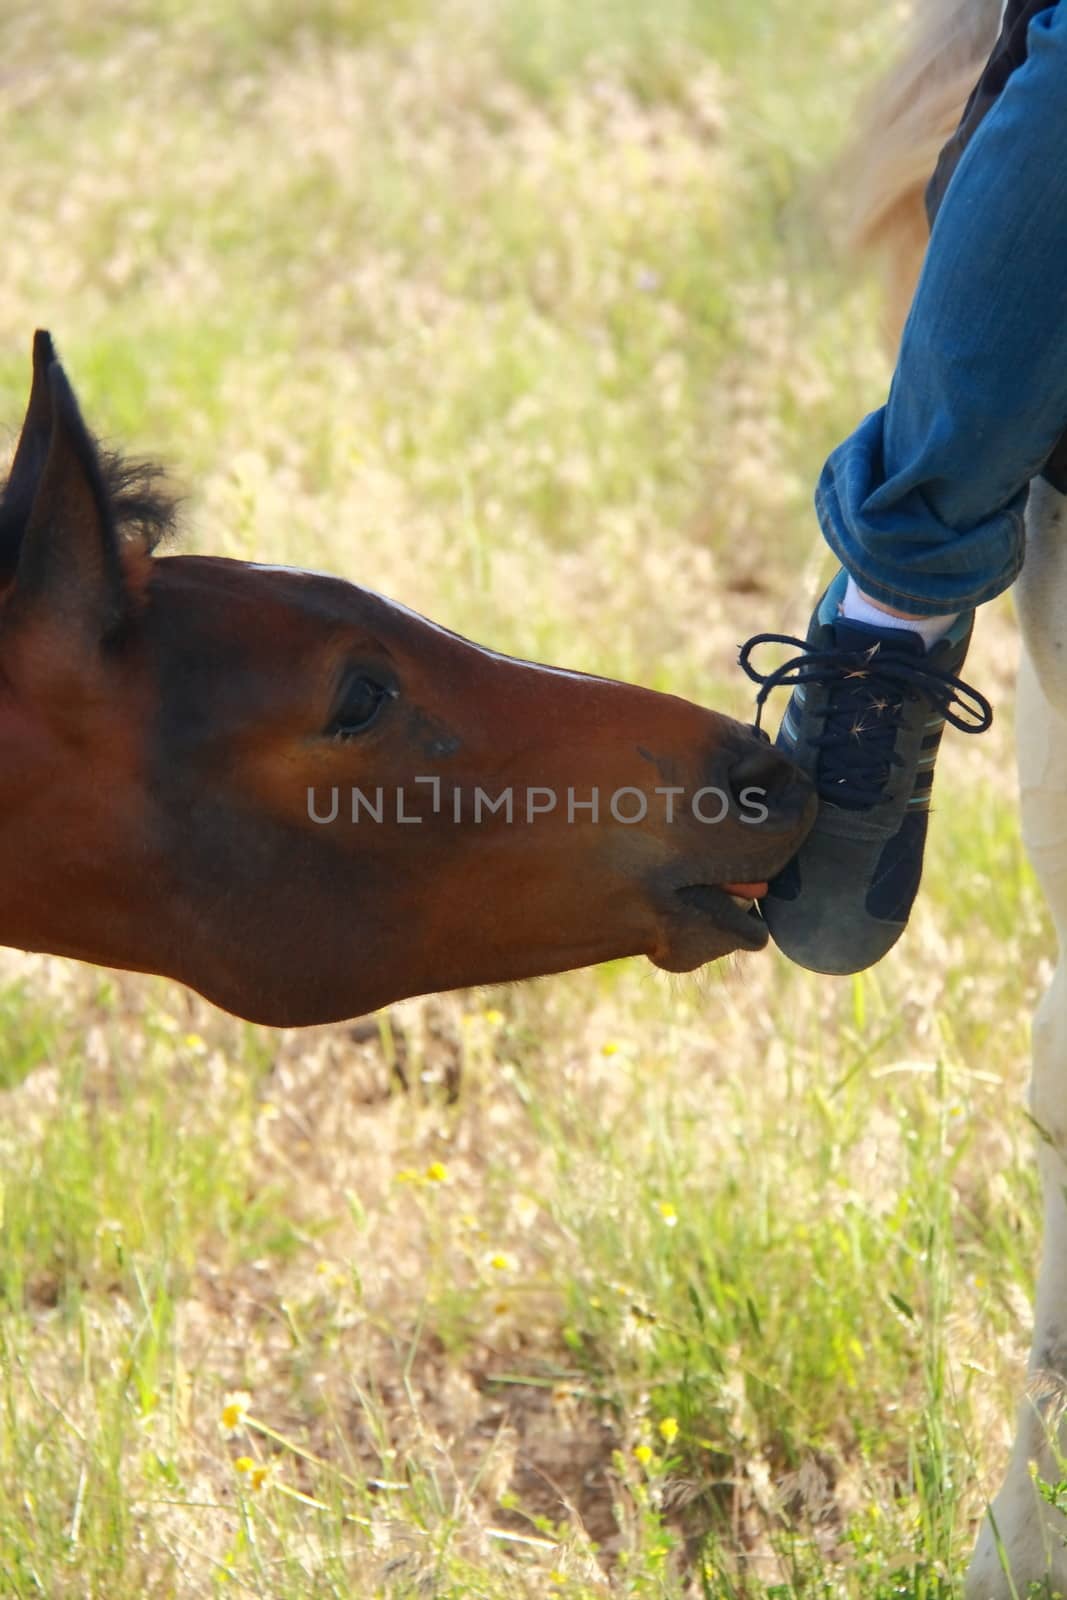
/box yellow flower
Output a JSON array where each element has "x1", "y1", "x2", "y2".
[
  {"x1": 658, "y1": 1416, "x2": 679, "y2": 1444},
  {"x1": 219, "y1": 1391, "x2": 251, "y2": 1435},
  {"x1": 232, "y1": 1454, "x2": 274, "y2": 1491},
  {"x1": 484, "y1": 1008, "x2": 505, "y2": 1026},
  {"x1": 657, "y1": 1201, "x2": 678, "y2": 1228},
  {"x1": 601, "y1": 1041, "x2": 620, "y2": 1057},
  {"x1": 425, "y1": 1161, "x2": 449, "y2": 1183},
  {"x1": 633, "y1": 1444, "x2": 654, "y2": 1466},
  {"x1": 487, "y1": 1251, "x2": 517, "y2": 1272},
  {"x1": 314, "y1": 1260, "x2": 347, "y2": 1289}
]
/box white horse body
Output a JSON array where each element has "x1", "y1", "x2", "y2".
[
  {"x1": 967, "y1": 479, "x2": 1067, "y2": 1594},
  {"x1": 849, "y1": 5, "x2": 1067, "y2": 1590}
]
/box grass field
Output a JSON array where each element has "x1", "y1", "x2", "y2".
[{"x1": 0, "y1": 1, "x2": 1051, "y2": 1595}]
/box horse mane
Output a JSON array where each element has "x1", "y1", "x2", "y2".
[
  {"x1": 0, "y1": 438, "x2": 180, "y2": 577},
  {"x1": 92, "y1": 448, "x2": 181, "y2": 553},
  {"x1": 843, "y1": 0, "x2": 1003, "y2": 347}
]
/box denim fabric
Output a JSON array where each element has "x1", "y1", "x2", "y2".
[
  {"x1": 817, "y1": 2, "x2": 1067, "y2": 616},
  {"x1": 925, "y1": 0, "x2": 1053, "y2": 224}
]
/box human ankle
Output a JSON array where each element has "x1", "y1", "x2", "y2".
[{"x1": 839, "y1": 576, "x2": 958, "y2": 650}]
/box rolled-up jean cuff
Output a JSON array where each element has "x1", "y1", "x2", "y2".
[{"x1": 814, "y1": 484, "x2": 1027, "y2": 618}]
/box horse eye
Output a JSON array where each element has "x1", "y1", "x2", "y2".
[{"x1": 328, "y1": 674, "x2": 390, "y2": 739}]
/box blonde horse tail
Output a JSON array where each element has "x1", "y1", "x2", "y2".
[{"x1": 845, "y1": 0, "x2": 1003, "y2": 346}]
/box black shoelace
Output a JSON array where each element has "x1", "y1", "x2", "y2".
[{"x1": 738, "y1": 632, "x2": 993, "y2": 808}]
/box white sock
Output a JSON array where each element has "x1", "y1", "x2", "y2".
[{"x1": 839, "y1": 576, "x2": 958, "y2": 652}]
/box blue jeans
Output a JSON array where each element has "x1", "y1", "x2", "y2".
[{"x1": 817, "y1": 2, "x2": 1067, "y2": 618}]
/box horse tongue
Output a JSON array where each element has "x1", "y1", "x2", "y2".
[{"x1": 722, "y1": 880, "x2": 768, "y2": 898}]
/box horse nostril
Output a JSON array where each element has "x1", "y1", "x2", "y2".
[{"x1": 725, "y1": 743, "x2": 807, "y2": 810}]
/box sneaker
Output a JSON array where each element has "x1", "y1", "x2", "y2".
[{"x1": 738, "y1": 570, "x2": 992, "y2": 974}]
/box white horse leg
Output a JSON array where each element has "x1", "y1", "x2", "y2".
[
  {"x1": 967, "y1": 973, "x2": 1067, "y2": 1597},
  {"x1": 967, "y1": 477, "x2": 1067, "y2": 1598}
]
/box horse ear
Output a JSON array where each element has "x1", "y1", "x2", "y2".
[
  {"x1": 0, "y1": 331, "x2": 57, "y2": 571},
  {"x1": 8, "y1": 356, "x2": 128, "y2": 645}
]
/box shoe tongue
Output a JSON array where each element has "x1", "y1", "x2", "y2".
[
  {"x1": 817, "y1": 615, "x2": 924, "y2": 811},
  {"x1": 831, "y1": 616, "x2": 926, "y2": 657}
]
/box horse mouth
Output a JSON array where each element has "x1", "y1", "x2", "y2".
[
  {"x1": 649, "y1": 875, "x2": 776, "y2": 969},
  {"x1": 647, "y1": 765, "x2": 816, "y2": 971},
  {"x1": 678, "y1": 882, "x2": 768, "y2": 951}
]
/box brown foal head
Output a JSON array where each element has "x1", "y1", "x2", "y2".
[{"x1": 0, "y1": 333, "x2": 814, "y2": 1025}]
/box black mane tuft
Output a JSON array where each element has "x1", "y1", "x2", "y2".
[{"x1": 96, "y1": 447, "x2": 181, "y2": 553}]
